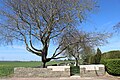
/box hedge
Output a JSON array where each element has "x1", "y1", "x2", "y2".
[
  {"x1": 101, "y1": 50, "x2": 120, "y2": 59},
  {"x1": 101, "y1": 59, "x2": 120, "y2": 76}
]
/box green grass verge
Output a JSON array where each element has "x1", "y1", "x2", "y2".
[{"x1": 0, "y1": 65, "x2": 14, "y2": 77}]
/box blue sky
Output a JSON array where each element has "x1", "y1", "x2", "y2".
[{"x1": 0, "y1": 0, "x2": 120, "y2": 61}]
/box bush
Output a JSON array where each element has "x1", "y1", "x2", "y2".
[
  {"x1": 101, "y1": 50, "x2": 120, "y2": 59},
  {"x1": 94, "y1": 48, "x2": 102, "y2": 64},
  {"x1": 89, "y1": 48, "x2": 102, "y2": 64},
  {"x1": 101, "y1": 59, "x2": 120, "y2": 76},
  {"x1": 89, "y1": 55, "x2": 95, "y2": 64}
]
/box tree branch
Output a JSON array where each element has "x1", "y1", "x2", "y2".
[
  {"x1": 30, "y1": 40, "x2": 42, "y2": 52},
  {"x1": 51, "y1": 56, "x2": 67, "y2": 60},
  {"x1": 52, "y1": 41, "x2": 79, "y2": 58}
]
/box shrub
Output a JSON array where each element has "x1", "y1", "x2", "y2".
[
  {"x1": 101, "y1": 50, "x2": 120, "y2": 59},
  {"x1": 89, "y1": 55, "x2": 95, "y2": 64},
  {"x1": 101, "y1": 59, "x2": 120, "y2": 76},
  {"x1": 94, "y1": 48, "x2": 102, "y2": 64},
  {"x1": 89, "y1": 48, "x2": 102, "y2": 64}
]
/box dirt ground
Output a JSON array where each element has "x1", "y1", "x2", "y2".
[{"x1": 1, "y1": 73, "x2": 120, "y2": 80}]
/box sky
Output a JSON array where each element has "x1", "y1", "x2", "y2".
[{"x1": 0, "y1": 0, "x2": 120, "y2": 61}]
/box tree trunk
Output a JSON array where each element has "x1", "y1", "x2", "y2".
[
  {"x1": 75, "y1": 57, "x2": 79, "y2": 67},
  {"x1": 42, "y1": 58, "x2": 52, "y2": 68},
  {"x1": 41, "y1": 46, "x2": 48, "y2": 68},
  {"x1": 42, "y1": 54, "x2": 47, "y2": 68},
  {"x1": 42, "y1": 61, "x2": 46, "y2": 68},
  {"x1": 41, "y1": 52, "x2": 47, "y2": 68}
]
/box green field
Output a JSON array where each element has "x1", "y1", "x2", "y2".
[
  {"x1": 0, "y1": 61, "x2": 62, "y2": 77},
  {"x1": 0, "y1": 60, "x2": 69, "y2": 67},
  {"x1": 0, "y1": 61, "x2": 41, "y2": 67},
  {"x1": 0, "y1": 61, "x2": 41, "y2": 77},
  {"x1": 0, "y1": 60, "x2": 78, "y2": 77}
]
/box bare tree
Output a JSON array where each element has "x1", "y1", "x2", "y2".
[
  {"x1": 60, "y1": 28, "x2": 110, "y2": 66},
  {"x1": 114, "y1": 22, "x2": 120, "y2": 33},
  {"x1": 0, "y1": 0, "x2": 97, "y2": 67}
]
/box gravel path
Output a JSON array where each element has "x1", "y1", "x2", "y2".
[
  {"x1": 1, "y1": 73, "x2": 120, "y2": 80},
  {"x1": 1, "y1": 75, "x2": 119, "y2": 80}
]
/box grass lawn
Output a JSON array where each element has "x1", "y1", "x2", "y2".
[
  {"x1": 0, "y1": 61, "x2": 42, "y2": 77},
  {"x1": 0, "y1": 61, "x2": 41, "y2": 67}
]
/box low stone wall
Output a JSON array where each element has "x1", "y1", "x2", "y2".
[
  {"x1": 14, "y1": 66, "x2": 70, "y2": 78},
  {"x1": 80, "y1": 64, "x2": 105, "y2": 77}
]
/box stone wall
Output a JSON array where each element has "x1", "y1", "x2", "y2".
[
  {"x1": 80, "y1": 64, "x2": 105, "y2": 77},
  {"x1": 14, "y1": 66, "x2": 70, "y2": 78}
]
